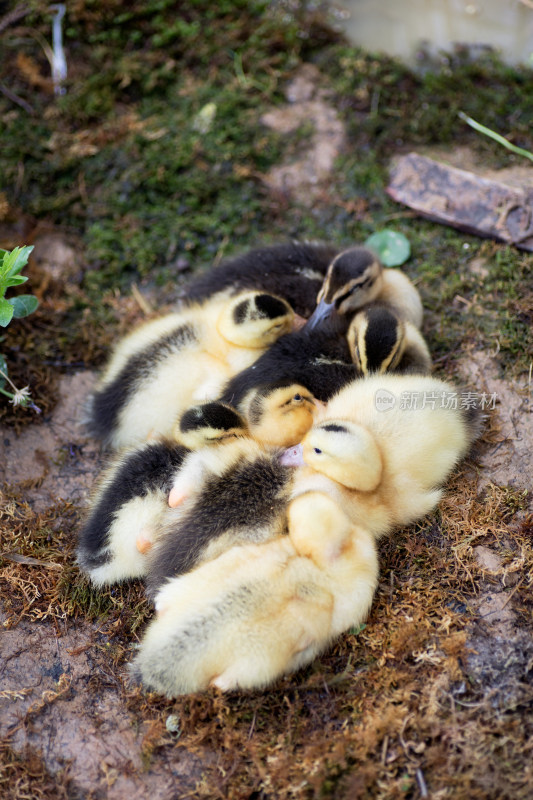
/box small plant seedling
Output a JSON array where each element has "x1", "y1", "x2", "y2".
[{"x1": 0, "y1": 245, "x2": 40, "y2": 411}]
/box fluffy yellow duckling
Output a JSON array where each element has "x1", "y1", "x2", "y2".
[
  {"x1": 281, "y1": 373, "x2": 481, "y2": 538},
  {"x1": 86, "y1": 290, "x2": 295, "y2": 450},
  {"x1": 131, "y1": 492, "x2": 378, "y2": 696}
]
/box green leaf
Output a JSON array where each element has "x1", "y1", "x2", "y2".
[
  {"x1": 9, "y1": 294, "x2": 39, "y2": 319},
  {"x1": 0, "y1": 354, "x2": 7, "y2": 390},
  {"x1": 365, "y1": 230, "x2": 411, "y2": 267},
  {"x1": 5, "y1": 275, "x2": 28, "y2": 287},
  {"x1": 349, "y1": 623, "x2": 367, "y2": 636},
  {"x1": 0, "y1": 297, "x2": 14, "y2": 327},
  {"x1": 0, "y1": 245, "x2": 34, "y2": 278}
]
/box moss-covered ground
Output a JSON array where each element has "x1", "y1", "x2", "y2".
[{"x1": 1, "y1": 2, "x2": 532, "y2": 798}]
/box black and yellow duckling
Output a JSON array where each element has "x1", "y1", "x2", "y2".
[
  {"x1": 176, "y1": 382, "x2": 318, "y2": 450},
  {"x1": 346, "y1": 306, "x2": 432, "y2": 375},
  {"x1": 86, "y1": 290, "x2": 295, "y2": 450},
  {"x1": 307, "y1": 245, "x2": 423, "y2": 332},
  {"x1": 238, "y1": 380, "x2": 318, "y2": 448},
  {"x1": 181, "y1": 241, "x2": 340, "y2": 319},
  {"x1": 131, "y1": 491, "x2": 378, "y2": 696},
  {"x1": 77, "y1": 403, "x2": 248, "y2": 586},
  {"x1": 218, "y1": 321, "x2": 361, "y2": 411},
  {"x1": 175, "y1": 400, "x2": 248, "y2": 449},
  {"x1": 144, "y1": 435, "x2": 295, "y2": 597},
  {"x1": 280, "y1": 373, "x2": 482, "y2": 539}
]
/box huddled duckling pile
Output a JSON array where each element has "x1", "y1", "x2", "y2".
[{"x1": 77, "y1": 241, "x2": 481, "y2": 696}]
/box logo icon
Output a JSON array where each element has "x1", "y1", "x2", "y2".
[{"x1": 374, "y1": 389, "x2": 396, "y2": 411}]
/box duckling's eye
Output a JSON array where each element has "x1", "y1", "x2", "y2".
[
  {"x1": 313, "y1": 447, "x2": 322, "y2": 455},
  {"x1": 293, "y1": 393, "x2": 302, "y2": 401},
  {"x1": 335, "y1": 289, "x2": 353, "y2": 307}
]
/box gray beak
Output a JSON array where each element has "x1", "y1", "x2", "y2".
[{"x1": 305, "y1": 297, "x2": 335, "y2": 330}]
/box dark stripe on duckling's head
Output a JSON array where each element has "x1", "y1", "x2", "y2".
[
  {"x1": 254, "y1": 293, "x2": 291, "y2": 320},
  {"x1": 179, "y1": 402, "x2": 245, "y2": 435},
  {"x1": 322, "y1": 247, "x2": 380, "y2": 304},
  {"x1": 232, "y1": 293, "x2": 290, "y2": 326},
  {"x1": 246, "y1": 379, "x2": 310, "y2": 426},
  {"x1": 362, "y1": 307, "x2": 402, "y2": 373},
  {"x1": 321, "y1": 423, "x2": 349, "y2": 434},
  {"x1": 248, "y1": 391, "x2": 267, "y2": 426}
]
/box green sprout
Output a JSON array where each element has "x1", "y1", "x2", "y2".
[
  {"x1": 458, "y1": 111, "x2": 533, "y2": 163},
  {"x1": 0, "y1": 245, "x2": 41, "y2": 412}
]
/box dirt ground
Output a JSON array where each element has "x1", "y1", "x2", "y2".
[{"x1": 1, "y1": 63, "x2": 533, "y2": 800}]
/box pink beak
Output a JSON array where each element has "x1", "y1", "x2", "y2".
[{"x1": 279, "y1": 443, "x2": 305, "y2": 467}]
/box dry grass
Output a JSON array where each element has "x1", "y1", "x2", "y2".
[{"x1": 2, "y1": 434, "x2": 532, "y2": 798}]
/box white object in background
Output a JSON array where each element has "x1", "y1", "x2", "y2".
[{"x1": 49, "y1": 4, "x2": 67, "y2": 95}]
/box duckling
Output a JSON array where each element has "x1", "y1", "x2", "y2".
[
  {"x1": 131, "y1": 492, "x2": 378, "y2": 696},
  {"x1": 219, "y1": 322, "x2": 361, "y2": 411},
  {"x1": 182, "y1": 241, "x2": 340, "y2": 319},
  {"x1": 145, "y1": 435, "x2": 294, "y2": 597},
  {"x1": 86, "y1": 290, "x2": 295, "y2": 450},
  {"x1": 77, "y1": 403, "x2": 248, "y2": 586},
  {"x1": 281, "y1": 373, "x2": 482, "y2": 539},
  {"x1": 235, "y1": 380, "x2": 318, "y2": 448},
  {"x1": 307, "y1": 246, "x2": 423, "y2": 332},
  {"x1": 176, "y1": 400, "x2": 248, "y2": 449},
  {"x1": 347, "y1": 306, "x2": 432, "y2": 376},
  {"x1": 175, "y1": 383, "x2": 317, "y2": 450}
]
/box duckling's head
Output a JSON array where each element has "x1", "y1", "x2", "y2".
[
  {"x1": 217, "y1": 291, "x2": 294, "y2": 348},
  {"x1": 175, "y1": 401, "x2": 248, "y2": 449},
  {"x1": 307, "y1": 247, "x2": 383, "y2": 330},
  {"x1": 281, "y1": 420, "x2": 383, "y2": 492},
  {"x1": 245, "y1": 381, "x2": 318, "y2": 448},
  {"x1": 347, "y1": 307, "x2": 406, "y2": 375}
]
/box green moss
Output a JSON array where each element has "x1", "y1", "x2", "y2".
[{"x1": 1, "y1": 2, "x2": 532, "y2": 371}]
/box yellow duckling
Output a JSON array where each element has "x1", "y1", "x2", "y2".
[
  {"x1": 131, "y1": 492, "x2": 378, "y2": 696},
  {"x1": 307, "y1": 246, "x2": 423, "y2": 331},
  {"x1": 86, "y1": 290, "x2": 295, "y2": 450},
  {"x1": 281, "y1": 373, "x2": 481, "y2": 538},
  {"x1": 347, "y1": 306, "x2": 432, "y2": 375}
]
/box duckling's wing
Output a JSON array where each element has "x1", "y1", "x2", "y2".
[
  {"x1": 145, "y1": 451, "x2": 291, "y2": 595},
  {"x1": 182, "y1": 242, "x2": 339, "y2": 317},
  {"x1": 86, "y1": 318, "x2": 199, "y2": 447},
  {"x1": 131, "y1": 539, "x2": 334, "y2": 696},
  {"x1": 77, "y1": 440, "x2": 187, "y2": 586}
]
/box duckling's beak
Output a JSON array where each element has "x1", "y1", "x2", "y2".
[
  {"x1": 278, "y1": 443, "x2": 305, "y2": 467},
  {"x1": 305, "y1": 297, "x2": 335, "y2": 330}
]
